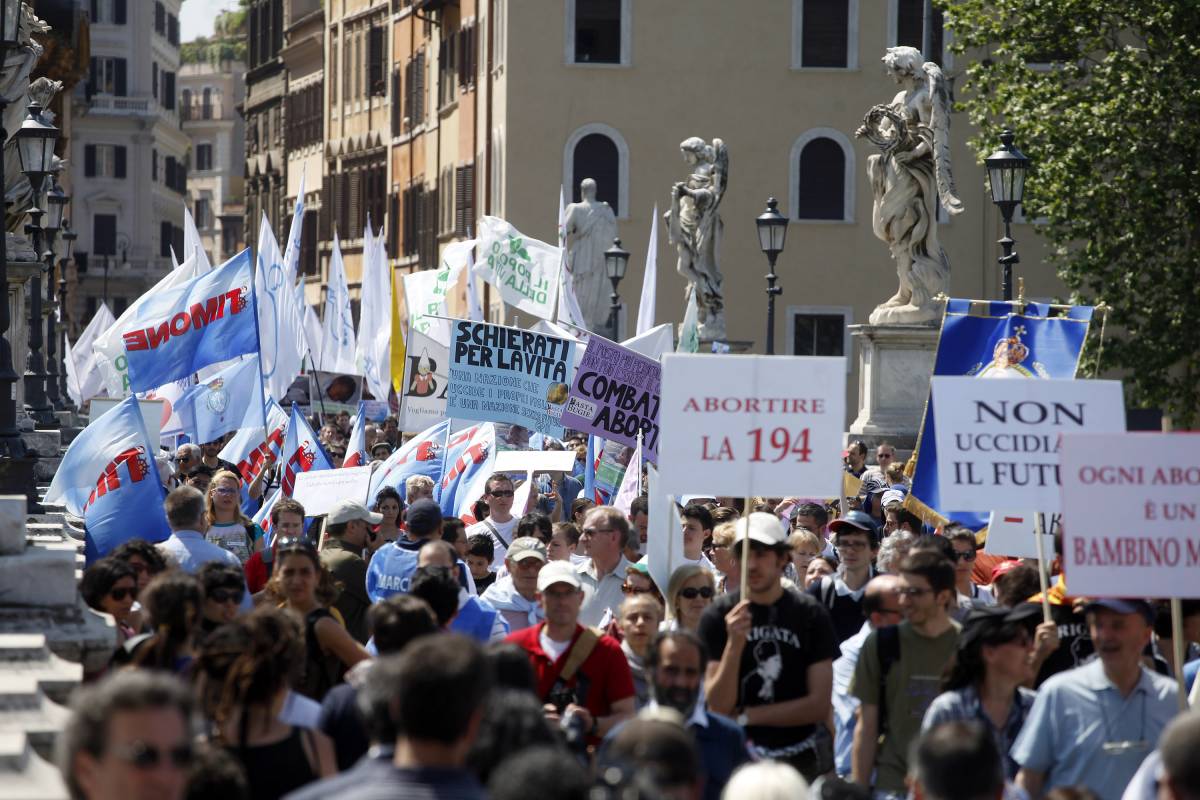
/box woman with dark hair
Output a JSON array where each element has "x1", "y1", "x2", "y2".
[
  {"x1": 570, "y1": 497, "x2": 595, "y2": 528},
  {"x1": 466, "y1": 689, "x2": 560, "y2": 784},
  {"x1": 369, "y1": 486, "x2": 403, "y2": 553},
  {"x1": 197, "y1": 562, "x2": 247, "y2": 637},
  {"x1": 267, "y1": 537, "x2": 370, "y2": 700},
  {"x1": 921, "y1": 605, "x2": 1040, "y2": 778},
  {"x1": 124, "y1": 572, "x2": 204, "y2": 674},
  {"x1": 110, "y1": 538, "x2": 168, "y2": 592},
  {"x1": 80, "y1": 557, "x2": 139, "y2": 644},
  {"x1": 195, "y1": 609, "x2": 335, "y2": 799}
]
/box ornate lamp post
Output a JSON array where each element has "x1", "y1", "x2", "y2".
[
  {"x1": 754, "y1": 197, "x2": 788, "y2": 355},
  {"x1": 604, "y1": 238, "x2": 630, "y2": 341},
  {"x1": 15, "y1": 100, "x2": 60, "y2": 428},
  {"x1": 985, "y1": 129, "x2": 1030, "y2": 302},
  {"x1": 43, "y1": 175, "x2": 66, "y2": 412},
  {"x1": 56, "y1": 221, "x2": 76, "y2": 411}
]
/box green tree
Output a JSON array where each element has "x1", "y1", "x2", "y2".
[{"x1": 945, "y1": 0, "x2": 1200, "y2": 427}]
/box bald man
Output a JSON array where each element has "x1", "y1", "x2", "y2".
[{"x1": 418, "y1": 541, "x2": 508, "y2": 643}]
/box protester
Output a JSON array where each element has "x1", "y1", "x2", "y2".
[
  {"x1": 408, "y1": 564, "x2": 462, "y2": 628},
  {"x1": 576, "y1": 506, "x2": 635, "y2": 627},
  {"x1": 506, "y1": 560, "x2": 636, "y2": 743},
  {"x1": 368, "y1": 487, "x2": 403, "y2": 552},
  {"x1": 270, "y1": 536, "x2": 370, "y2": 699},
  {"x1": 418, "y1": 540, "x2": 509, "y2": 642},
  {"x1": 851, "y1": 550, "x2": 960, "y2": 796},
  {"x1": 200, "y1": 438, "x2": 240, "y2": 478},
  {"x1": 465, "y1": 533, "x2": 497, "y2": 592},
  {"x1": 81, "y1": 557, "x2": 140, "y2": 643},
  {"x1": 805, "y1": 555, "x2": 838, "y2": 589},
  {"x1": 487, "y1": 745, "x2": 591, "y2": 800},
  {"x1": 876, "y1": 530, "x2": 916, "y2": 575},
  {"x1": 111, "y1": 538, "x2": 169, "y2": 594},
  {"x1": 722, "y1": 761, "x2": 810, "y2": 800},
  {"x1": 909, "y1": 721, "x2": 1004, "y2": 800},
  {"x1": 197, "y1": 562, "x2": 246, "y2": 637},
  {"x1": 517, "y1": 511, "x2": 553, "y2": 545},
  {"x1": 204, "y1": 470, "x2": 263, "y2": 564},
  {"x1": 466, "y1": 689, "x2": 560, "y2": 784},
  {"x1": 701, "y1": 512, "x2": 839, "y2": 781},
  {"x1": 921, "y1": 604, "x2": 1041, "y2": 779},
  {"x1": 602, "y1": 715, "x2": 702, "y2": 800},
  {"x1": 481, "y1": 536, "x2": 548, "y2": 633},
  {"x1": 991, "y1": 561, "x2": 1041, "y2": 608},
  {"x1": 58, "y1": 670, "x2": 195, "y2": 800},
  {"x1": 844, "y1": 441, "x2": 868, "y2": 478},
  {"x1": 157, "y1": 486, "x2": 244, "y2": 574},
  {"x1": 1012, "y1": 599, "x2": 1179, "y2": 800},
  {"x1": 404, "y1": 474, "x2": 435, "y2": 503},
  {"x1": 173, "y1": 443, "x2": 201, "y2": 484},
  {"x1": 319, "y1": 499, "x2": 378, "y2": 643},
  {"x1": 367, "y1": 498, "x2": 479, "y2": 603},
  {"x1": 629, "y1": 495, "x2": 650, "y2": 552},
  {"x1": 442, "y1": 516, "x2": 468, "y2": 559},
  {"x1": 1149, "y1": 599, "x2": 1200, "y2": 677},
  {"x1": 812, "y1": 511, "x2": 881, "y2": 642},
  {"x1": 616, "y1": 593, "x2": 664, "y2": 707},
  {"x1": 182, "y1": 743, "x2": 250, "y2": 800},
  {"x1": 884, "y1": 506, "x2": 923, "y2": 538},
  {"x1": 570, "y1": 497, "x2": 595, "y2": 528},
  {"x1": 243, "y1": 498, "x2": 305, "y2": 595},
  {"x1": 118, "y1": 572, "x2": 204, "y2": 674},
  {"x1": 547, "y1": 521, "x2": 581, "y2": 563},
  {"x1": 1142, "y1": 710, "x2": 1200, "y2": 800},
  {"x1": 466, "y1": 473, "x2": 519, "y2": 567},
  {"x1": 709, "y1": 521, "x2": 738, "y2": 594},
  {"x1": 665, "y1": 564, "x2": 716, "y2": 633},
  {"x1": 681, "y1": 503, "x2": 719, "y2": 571},
  {"x1": 944, "y1": 524, "x2": 994, "y2": 608},
  {"x1": 789, "y1": 528, "x2": 823, "y2": 581},
  {"x1": 622, "y1": 562, "x2": 665, "y2": 606},
  {"x1": 184, "y1": 465, "x2": 215, "y2": 495}
]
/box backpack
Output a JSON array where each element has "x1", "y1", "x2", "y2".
[{"x1": 875, "y1": 624, "x2": 902, "y2": 737}]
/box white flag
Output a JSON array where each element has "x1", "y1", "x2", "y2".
[
  {"x1": 64, "y1": 302, "x2": 116, "y2": 405},
  {"x1": 319, "y1": 234, "x2": 357, "y2": 373},
  {"x1": 623, "y1": 323, "x2": 674, "y2": 360},
  {"x1": 182, "y1": 206, "x2": 212, "y2": 275},
  {"x1": 356, "y1": 217, "x2": 392, "y2": 399},
  {"x1": 465, "y1": 249, "x2": 484, "y2": 322},
  {"x1": 255, "y1": 212, "x2": 308, "y2": 401},
  {"x1": 405, "y1": 239, "x2": 475, "y2": 343},
  {"x1": 282, "y1": 174, "x2": 307, "y2": 283},
  {"x1": 636, "y1": 205, "x2": 658, "y2": 335},
  {"x1": 612, "y1": 434, "x2": 642, "y2": 516},
  {"x1": 473, "y1": 216, "x2": 561, "y2": 321}
]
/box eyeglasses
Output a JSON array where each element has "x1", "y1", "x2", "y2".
[
  {"x1": 111, "y1": 741, "x2": 194, "y2": 770},
  {"x1": 897, "y1": 587, "x2": 932, "y2": 597},
  {"x1": 275, "y1": 536, "x2": 318, "y2": 556},
  {"x1": 835, "y1": 540, "x2": 870, "y2": 551},
  {"x1": 678, "y1": 586, "x2": 715, "y2": 600},
  {"x1": 213, "y1": 487, "x2": 238, "y2": 496},
  {"x1": 109, "y1": 586, "x2": 136, "y2": 601},
  {"x1": 622, "y1": 583, "x2": 653, "y2": 595},
  {"x1": 489, "y1": 490, "x2": 515, "y2": 498},
  {"x1": 951, "y1": 551, "x2": 977, "y2": 563},
  {"x1": 209, "y1": 587, "x2": 244, "y2": 604}
]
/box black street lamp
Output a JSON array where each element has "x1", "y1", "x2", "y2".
[
  {"x1": 755, "y1": 197, "x2": 788, "y2": 355},
  {"x1": 56, "y1": 221, "x2": 76, "y2": 411},
  {"x1": 604, "y1": 238, "x2": 629, "y2": 341},
  {"x1": 43, "y1": 175, "x2": 67, "y2": 412},
  {"x1": 15, "y1": 101, "x2": 60, "y2": 429},
  {"x1": 985, "y1": 129, "x2": 1030, "y2": 302}
]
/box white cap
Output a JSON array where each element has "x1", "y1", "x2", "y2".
[
  {"x1": 536, "y1": 560, "x2": 583, "y2": 593},
  {"x1": 327, "y1": 500, "x2": 383, "y2": 526},
  {"x1": 733, "y1": 512, "x2": 789, "y2": 547}
]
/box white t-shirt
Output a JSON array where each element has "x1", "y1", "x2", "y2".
[
  {"x1": 466, "y1": 516, "x2": 519, "y2": 568},
  {"x1": 206, "y1": 521, "x2": 255, "y2": 564},
  {"x1": 680, "y1": 554, "x2": 718, "y2": 574},
  {"x1": 539, "y1": 627, "x2": 572, "y2": 662}
]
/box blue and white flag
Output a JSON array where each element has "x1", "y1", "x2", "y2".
[
  {"x1": 356, "y1": 217, "x2": 392, "y2": 400},
  {"x1": 220, "y1": 399, "x2": 288, "y2": 487},
  {"x1": 175, "y1": 355, "x2": 264, "y2": 444},
  {"x1": 44, "y1": 396, "x2": 170, "y2": 561},
  {"x1": 280, "y1": 403, "x2": 333, "y2": 497},
  {"x1": 319, "y1": 235, "x2": 357, "y2": 373},
  {"x1": 256, "y1": 209, "x2": 309, "y2": 403},
  {"x1": 909, "y1": 299, "x2": 1095, "y2": 529},
  {"x1": 368, "y1": 419, "x2": 449, "y2": 505},
  {"x1": 122, "y1": 249, "x2": 258, "y2": 393},
  {"x1": 438, "y1": 422, "x2": 496, "y2": 519},
  {"x1": 343, "y1": 401, "x2": 369, "y2": 468}
]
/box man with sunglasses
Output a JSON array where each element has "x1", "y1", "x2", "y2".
[
  {"x1": 59, "y1": 670, "x2": 194, "y2": 800},
  {"x1": 576, "y1": 506, "x2": 635, "y2": 627},
  {"x1": 465, "y1": 473, "x2": 519, "y2": 568},
  {"x1": 944, "y1": 524, "x2": 995, "y2": 611},
  {"x1": 811, "y1": 511, "x2": 882, "y2": 643}
]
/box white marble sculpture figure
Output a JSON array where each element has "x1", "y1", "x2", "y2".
[
  {"x1": 856, "y1": 46, "x2": 963, "y2": 325},
  {"x1": 666, "y1": 137, "x2": 728, "y2": 341},
  {"x1": 563, "y1": 178, "x2": 618, "y2": 332}
]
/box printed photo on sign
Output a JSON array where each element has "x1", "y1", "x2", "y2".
[
  {"x1": 399, "y1": 328, "x2": 450, "y2": 431},
  {"x1": 446, "y1": 320, "x2": 576, "y2": 437},
  {"x1": 560, "y1": 335, "x2": 660, "y2": 462},
  {"x1": 309, "y1": 370, "x2": 365, "y2": 416}
]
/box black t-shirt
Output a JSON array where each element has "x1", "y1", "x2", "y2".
[
  {"x1": 807, "y1": 576, "x2": 869, "y2": 643},
  {"x1": 1035, "y1": 603, "x2": 1094, "y2": 686},
  {"x1": 698, "y1": 587, "x2": 840, "y2": 755}
]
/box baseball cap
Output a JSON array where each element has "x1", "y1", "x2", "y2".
[
  {"x1": 989, "y1": 560, "x2": 1022, "y2": 583},
  {"x1": 880, "y1": 488, "x2": 906, "y2": 510},
  {"x1": 958, "y1": 603, "x2": 1044, "y2": 651},
  {"x1": 405, "y1": 499, "x2": 443, "y2": 538},
  {"x1": 507, "y1": 536, "x2": 548, "y2": 564},
  {"x1": 732, "y1": 512, "x2": 789, "y2": 547},
  {"x1": 328, "y1": 500, "x2": 383, "y2": 526},
  {"x1": 828, "y1": 511, "x2": 880, "y2": 539},
  {"x1": 1084, "y1": 598, "x2": 1155, "y2": 625},
  {"x1": 537, "y1": 560, "x2": 583, "y2": 593},
  {"x1": 679, "y1": 494, "x2": 717, "y2": 506}
]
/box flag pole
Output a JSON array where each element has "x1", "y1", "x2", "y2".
[
  {"x1": 249, "y1": 283, "x2": 270, "y2": 447},
  {"x1": 1032, "y1": 511, "x2": 1052, "y2": 623},
  {"x1": 584, "y1": 435, "x2": 596, "y2": 502},
  {"x1": 741, "y1": 495, "x2": 751, "y2": 597},
  {"x1": 635, "y1": 429, "x2": 643, "y2": 496},
  {"x1": 306, "y1": 351, "x2": 330, "y2": 424}
]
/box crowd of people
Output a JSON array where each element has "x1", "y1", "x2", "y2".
[{"x1": 63, "y1": 432, "x2": 1200, "y2": 800}]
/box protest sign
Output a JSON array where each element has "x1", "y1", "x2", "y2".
[
  {"x1": 446, "y1": 320, "x2": 575, "y2": 437},
  {"x1": 494, "y1": 450, "x2": 576, "y2": 474},
  {"x1": 399, "y1": 328, "x2": 450, "y2": 431},
  {"x1": 309, "y1": 370, "x2": 364, "y2": 416},
  {"x1": 474, "y1": 216, "x2": 561, "y2": 320},
  {"x1": 984, "y1": 512, "x2": 1059, "y2": 559},
  {"x1": 560, "y1": 336, "x2": 660, "y2": 462},
  {"x1": 595, "y1": 438, "x2": 633, "y2": 504},
  {"x1": 930, "y1": 377, "x2": 1126, "y2": 513},
  {"x1": 292, "y1": 466, "x2": 374, "y2": 517},
  {"x1": 657, "y1": 354, "x2": 845, "y2": 498},
  {"x1": 1061, "y1": 433, "x2": 1200, "y2": 598}
]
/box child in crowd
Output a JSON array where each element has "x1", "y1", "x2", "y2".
[{"x1": 466, "y1": 533, "x2": 497, "y2": 593}]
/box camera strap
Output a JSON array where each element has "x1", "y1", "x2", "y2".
[{"x1": 558, "y1": 627, "x2": 601, "y2": 684}]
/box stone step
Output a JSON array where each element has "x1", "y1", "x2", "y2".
[
  {"x1": 19, "y1": 432, "x2": 60, "y2": 460},
  {"x1": 25, "y1": 513, "x2": 65, "y2": 527},
  {"x1": 0, "y1": 677, "x2": 70, "y2": 762},
  {"x1": 0, "y1": 497, "x2": 25, "y2": 556},
  {"x1": 0, "y1": 635, "x2": 82, "y2": 706},
  {"x1": 32, "y1": 459, "x2": 59, "y2": 483},
  {"x1": 0, "y1": 545, "x2": 77, "y2": 607},
  {"x1": 0, "y1": 733, "x2": 68, "y2": 800},
  {"x1": 0, "y1": 601, "x2": 117, "y2": 676}
]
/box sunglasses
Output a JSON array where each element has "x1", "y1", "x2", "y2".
[
  {"x1": 489, "y1": 490, "x2": 515, "y2": 498},
  {"x1": 213, "y1": 487, "x2": 238, "y2": 496},
  {"x1": 952, "y1": 551, "x2": 977, "y2": 563},
  {"x1": 275, "y1": 536, "x2": 318, "y2": 556},
  {"x1": 109, "y1": 586, "x2": 136, "y2": 601},
  {"x1": 209, "y1": 587, "x2": 244, "y2": 604},
  {"x1": 678, "y1": 586, "x2": 715, "y2": 600},
  {"x1": 112, "y1": 741, "x2": 194, "y2": 770}
]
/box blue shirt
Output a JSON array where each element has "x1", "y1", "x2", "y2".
[
  {"x1": 831, "y1": 620, "x2": 870, "y2": 776},
  {"x1": 156, "y1": 529, "x2": 252, "y2": 612},
  {"x1": 1010, "y1": 660, "x2": 1178, "y2": 800},
  {"x1": 922, "y1": 684, "x2": 1035, "y2": 779}
]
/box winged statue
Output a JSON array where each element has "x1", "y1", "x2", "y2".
[{"x1": 666, "y1": 137, "x2": 729, "y2": 341}]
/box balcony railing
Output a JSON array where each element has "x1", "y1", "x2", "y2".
[
  {"x1": 88, "y1": 94, "x2": 156, "y2": 115},
  {"x1": 180, "y1": 101, "x2": 231, "y2": 122}
]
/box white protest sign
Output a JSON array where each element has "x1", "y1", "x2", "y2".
[
  {"x1": 1061, "y1": 433, "x2": 1200, "y2": 598},
  {"x1": 292, "y1": 466, "x2": 374, "y2": 518},
  {"x1": 494, "y1": 450, "x2": 576, "y2": 474},
  {"x1": 984, "y1": 511, "x2": 1058, "y2": 559},
  {"x1": 91, "y1": 398, "x2": 165, "y2": 444},
  {"x1": 644, "y1": 463, "x2": 686, "y2": 597},
  {"x1": 657, "y1": 354, "x2": 845, "y2": 498},
  {"x1": 930, "y1": 377, "x2": 1126, "y2": 513}
]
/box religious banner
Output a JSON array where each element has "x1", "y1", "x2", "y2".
[
  {"x1": 398, "y1": 328, "x2": 450, "y2": 432},
  {"x1": 473, "y1": 216, "x2": 561, "y2": 320},
  {"x1": 560, "y1": 335, "x2": 660, "y2": 462},
  {"x1": 930, "y1": 377, "x2": 1126, "y2": 513},
  {"x1": 446, "y1": 320, "x2": 575, "y2": 437},
  {"x1": 309, "y1": 370, "x2": 364, "y2": 416}
]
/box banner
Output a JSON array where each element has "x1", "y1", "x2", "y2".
[
  {"x1": 343, "y1": 401, "x2": 369, "y2": 467},
  {"x1": 65, "y1": 302, "x2": 115, "y2": 405},
  {"x1": 437, "y1": 422, "x2": 497, "y2": 518},
  {"x1": 293, "y1": 465, "x2": 373, "y2": 516},
  {"x1": 390, "y1": 269, "x2": 407, "y2": 394},
  {"x1": 677, "y1": 287, "x2": 699, "y2": 353},
  {"x1": 909, "y1": 299, "x2": 1094, "y2": 528},
  {"x1": 44, "y1": 396, "x2": 170, "y2": 561},
  {"x1": 446, "y1": 320, "x2": 575, "y2": 437},
  {"x1": 255, "y1": 209, "x2": 308, "y2": 403},
  {"x1": 594, "y1": 438, "x2": 633, "y2": 504},
  {"x1": 560, "y1": 335, "x2": 660, "y2": 462},
  {"x1": 984, "y1": 511, "x2": 1058, "y2": 559},
  {"x1": 280, "y1": 403, "x2": 333, "y2": 497},
  {"x1": 474, "y1": 216, "x2": 561, "y2": 320},
  {"x1": 138, "y1": 377, "x2": 193, "y2": 441},
  {"x1": 399, "y1": 328, "x2": 450, "y2": 432},
  {"x1": 930, "y1": 376, "x2": 1126, "y2": 513},
  {"x1": 122, "y1": 250, "x2": 257, "y2": 393},
  {"x1": 612, "y1": 435, "x2": 642, "y2": 515},
  {"x1": 368, "y1": 419, "x2": 450, "y2": 504},
  {"x1": 657, "y1": 354, "x2": 846, "y2": 498},
  {"x1": 309, "y1": 370, "x2": 364, "y2": 417},
  {"x1": 221, "y1": 400, "x2": 289, "y2": 487},
  {"x1": 175, "y1": 355, "x2": 264, "y2": 444},
  {"x1": 1062, "y1": 432, "x2": 1200, "y2": 598},
  {"x1": 624, "y1": 323, "x2": 674, "y2": 361},
  {"x1": 406, "y1": 240, "x2": 475, "y2": 344},
  {"x1": 636, "y1": 205, "x2": 659, "y2": 335},
  {"x1": 319, "y1": 235, "x2": 357, "y2": 373}
]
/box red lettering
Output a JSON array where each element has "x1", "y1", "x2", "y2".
[
  {"x1": 146, "y1": 321, "x2": 172, "y2": 349},
  {"x1": 169, "y1": 312, "x2": 191, "y2": 336},
  {"x1": 683, "y1": 398, "x2": 700, "y2": 412},
  {"x1": 189, "y1": 296, "x2": 223, "y2": 328},
  {"x1": 224, "y1": 289, "x2": 243, "y2": 313},
  {"x1": 123, "y1": 329, "x2": 149, "y2": 351}
]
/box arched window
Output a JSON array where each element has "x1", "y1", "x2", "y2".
[
  {"x1": 790, "y1": 129, "x2": 855, "y2": 222},
  {"x1": 792, "y1": 0, "x2": 859, "y2": 69},
  {"x1": 563, "y1": 123, "x2": 629, "y2": 218}
]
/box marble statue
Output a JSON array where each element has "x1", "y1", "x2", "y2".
[
  {"x1": 856, "y1": 46, "x2": 962, "y2": 325},
  {"x1": 3, "y1": 4, "x2": 51, "y2": 236},
  {"x1": 666, "y1": 137, "x2": 728, "y2": 341},
  {"x1": 563, "y1": 178, "x2": 618, "y2": 332}
]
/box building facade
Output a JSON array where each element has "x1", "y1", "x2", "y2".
[
  {"x1": 243, "y1": 0, "x2": 287, "y2": 240},
  {"x1": 69, "y1": 0, "x2": 189, "y2": 320},
  {"x1": 281, "y1": 0, "x2": 324, "y2": 283}
]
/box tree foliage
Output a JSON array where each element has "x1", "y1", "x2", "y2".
[{"x1": 945, "y1": 0, "x2": 1200, "y2": 427}]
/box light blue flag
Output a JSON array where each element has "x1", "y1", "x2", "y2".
[
  {"x1": 437, "y1": 422, "x2": 496, "y2": 518},
  {"x1": 280, "y1": 403, "x2": 333, "y2": 497},
  {"x1": 175, "y1": 355, "x2": 264, "y2": 445},
  {"x1": 123, "y1": 249, "x2": 258, "y2": 393},
  {"x1": 367, "y1": 419, "x2": 449, "y2": 505},
  {"x1": 43, "y1": 396, "x2": 171, "y2": 561}
]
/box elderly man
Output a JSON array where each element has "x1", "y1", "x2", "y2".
[
  {"x1": 404, "y1": 475, "x2": 435, "y2": 503},
  {"x1": 481, "y1": 536, "x2": 548, "y2": 632},
  {"x1": 576, "y1": 506, "x2": 635, "y2": 627},
  {"x1": 418, "y1": 540, "x2": 508, "y2": 643},
  {"x1": 173, "y1": 443, "x2": 201, "y2": 486},
  {"x1": 320, "y1": 500, "x2": 380, "y2": 643}
]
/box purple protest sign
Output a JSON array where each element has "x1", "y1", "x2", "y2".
[{"x1": 560, "y1": 336, "x2": 660, "y2": 462}]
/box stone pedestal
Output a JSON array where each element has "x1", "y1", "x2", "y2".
[
  {"x1": 700, "y1": 338, "x2": 754, "y2": 354},
  {"x1": 848, "y1": 323, "x2": 938, "y2": 452}
]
